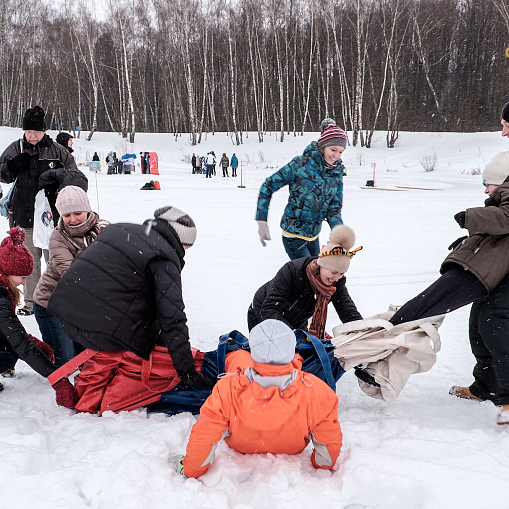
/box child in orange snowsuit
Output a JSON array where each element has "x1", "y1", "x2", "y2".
[{"x1": 182, "y1": 319, "x2": 342, "y2": 478}]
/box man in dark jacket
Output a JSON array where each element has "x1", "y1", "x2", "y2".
[
  {"x1": 47, "y1": 206, "x2": 214, "y2": 389},
  {"x1": 0, "y1": 106, "x2": 87, "y2": 315}
]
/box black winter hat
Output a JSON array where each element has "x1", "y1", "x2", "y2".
[
  {"x1": 56, "y1": 132, "x2": 74, "y2": 151},
  {"x1": 502, "y1": 103, "x2": 509, "y2": 123},
  {"x1": 22, "y1": 106, "x2": 47, "y2": 131}
]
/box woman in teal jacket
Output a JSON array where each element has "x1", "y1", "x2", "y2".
[{"x1": 255, "y1": 120, "x2": 348, "y2": 260}]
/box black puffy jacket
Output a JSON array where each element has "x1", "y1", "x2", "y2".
[
  {"x1": 47, "y1": 219, "x2": 196, "y2": 375},
  {"x1": 251, "y1": 256, "x2": 362, "y2": 330},
  {"x1": 0, "y1": 285, "x2": 55, "y2": 378},
  {"x1": 0, "y1": 134, "x2": 87, "y2": 227}
]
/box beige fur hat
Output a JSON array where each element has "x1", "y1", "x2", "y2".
[
  {"x1": 482, "y1": 152, "x2": 509, "y2": 187},
  {"x1": 317, "y1": 225, "x2": 362, "y2": 274}
]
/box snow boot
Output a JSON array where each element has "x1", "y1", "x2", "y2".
[
  {"x1": 1, "y1": 368, "x2": 15, "y2": 378},
  {"x1": 17, "y1": 305, "x2": 34, "y2": 316},
  {"x1": 449, "y1": 385, "x2": 484, "y2": 401},
  {"x1": 496, "y1": 405, "x2": 509, "y2": 425}
]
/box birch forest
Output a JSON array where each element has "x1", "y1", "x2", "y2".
[{"x1": 1, "y1": 0, "x2": 509, "y2": 146}]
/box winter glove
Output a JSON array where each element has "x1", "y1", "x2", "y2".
[
  {"x1": 448, "y1": 235, "x2": 468, "y2": 251},
  {"x1": 484, "y1": 196, "x2": 499, "y2": 207},
  {"x1": 51, "y1": 378, "x2": 78, "y2": 409},
  {"x1": 179, "y1": 370, "x2": 217, "y2": 390},
  {"x1": 6, "y1": 152, "x2": 30, "y2": 173},
  {"x1": 29, "y1": 334, "x2": 55, "y2": 363},
  {"x1": 173, "y1": 455, "x2": 187, "y2": 477},
  {"x1": 38, "y1": 168, "x2": 65, "y2": 188},
  {"x1": 257, "y1": 220, "x2": 271, "y2": 247},
  {"x1": 354, "y1": 366, "x2": 380, "y2": 388},
  {"x1": 454, "y1": 211, "x2": 466, "y2": 229}
]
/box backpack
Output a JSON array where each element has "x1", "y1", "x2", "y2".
[{"x1": 148, "y1": 329, "x2": 345, "y2": 416}]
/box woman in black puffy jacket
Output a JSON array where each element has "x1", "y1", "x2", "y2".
[{"x1": 248, "y1": 225, "x2": 362, "y2": 338}]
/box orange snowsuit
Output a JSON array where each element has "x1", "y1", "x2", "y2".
[{"x1": 183, "y1": 350, "x2": 342, "y2": 478}]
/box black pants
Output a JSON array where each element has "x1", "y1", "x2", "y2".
[
  {"x1": 390, "y1": 266, "x2": 487, "y2": 325},
  {"x1": 222, "y1": 167, "x2": 229, "y2": 177},
  {"x1": 247, "y1": 305, "x2": 261, "y2": 332},
  {"x1": 469, "y1": 273, "x2": 509, "y2": 405}
]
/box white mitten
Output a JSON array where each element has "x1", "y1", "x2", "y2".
[{"x1": 257, "y1": 220, "x2": 271, "y2": 247}]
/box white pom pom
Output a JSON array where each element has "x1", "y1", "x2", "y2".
[{"x1": 329, "y1": 225, "x2": 355, "y2": 250}]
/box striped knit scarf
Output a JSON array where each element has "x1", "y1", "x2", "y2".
[{"x1": 305, "y1": 259, "x2": 336, "y2": 339}]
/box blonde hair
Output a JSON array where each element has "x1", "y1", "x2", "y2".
[
  {"x1": 7, "y1": 277, "x2": 21, "y2": 308},
  {"x1": 309, "y1": 262, "x2": 320, "y2": 277}
]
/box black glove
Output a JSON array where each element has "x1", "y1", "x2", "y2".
[
  {"x1": 448, "y1": 235, "x2": 468, "y2": 251},
  {"x1": 484, "y1": 197, "x2": 498, "y2": 207},
  {"x1": 6, "y1": 152, "x2": 30, "y2": 173},
  {"x1": 354, "y1": 366, "x2": 380, "y2": 388},
  {"x1": 39, "y1": 168, "x2": 65, "y2": 188},
  {"x1": 179, "y1": 370, "x2": 217, "y2": 390},
  {"x1": 454, "y1": 211, "x2": 466, "y2": 229}
]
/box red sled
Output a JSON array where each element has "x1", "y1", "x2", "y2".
[
  {"x1": 49, "y1": 346, "x2": 204, "y2": 414},
  {"x1": 149, "y1": 152, "x2": 159, "y2": 175}
]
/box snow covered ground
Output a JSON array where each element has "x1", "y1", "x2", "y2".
[{"x1": 1, "y1": 126, "x2": 508, "y2": 509}]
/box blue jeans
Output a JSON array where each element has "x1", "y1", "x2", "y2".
[
  {"x1": 33, "y1": 302, "x2": 74, "y2": 367},
  {"x1": 0, "y1": 349, "x2": 17, "y2": 373},
  {"x1": 282, "y1": 236, "x2": 320, "y2": 261}
]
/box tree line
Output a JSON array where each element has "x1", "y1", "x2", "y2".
[{"x1": 1, "y1": 0, "x2": 509, "y2": 146}]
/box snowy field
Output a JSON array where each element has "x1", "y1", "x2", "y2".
[{"x1": 1, "y1": 126, "x2": 509, "y2": 509}]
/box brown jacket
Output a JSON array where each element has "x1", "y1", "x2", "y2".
[
  {"x1": 34, "y1": 213, "x2": 102, "y2": 308},
  {"x1": 441, "y1": 181, "x2": 509, "y2": 292}
]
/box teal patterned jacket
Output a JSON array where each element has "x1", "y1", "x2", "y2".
[{"x1": 255, "y1": 142, "x2": 344, "y2": 239}]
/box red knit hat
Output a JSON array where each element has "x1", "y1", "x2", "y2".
[
  {"x1": 318, "y1": 124, "x2": 348, "y2": 149},
  {"x1": 0, "y1": 227, "x2": 34, "y2": 276}
]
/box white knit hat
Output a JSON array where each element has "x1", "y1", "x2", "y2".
[
  {"x1": 56, "y1": 186, "x2": 92, "y2": 216},
  {"x1": 154, "y1": 206, "x2": 197, "y2": 247},
  {"x1": 317, "y1": 225, "x2": 362, "y2": 274},
  {"x1": 482, "y1": 152, "x2": 509, "y2": 186},
  {"x1": 249, "y1": 319, "x2": 296, "y2": 365}
]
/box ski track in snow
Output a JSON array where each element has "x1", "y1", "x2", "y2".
[{"x1": 0, "y1": 127, "x2": 508, "y2": 509}]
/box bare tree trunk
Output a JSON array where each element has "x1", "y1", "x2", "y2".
[
  {"x1": 269, "y1": 0, "x2": 284, "y2": 141},
  {"x1": 329, "y1": 7, "x2": 353, "y2": 131},
  {"x1": 301, "y1": 5, "x2": 314, "y2": 134},
  {"x1": 227, "y1": 13, "x2": 240, "y2": 145},
  {"x1": 247, "y1": 3, "x2": 263, "y2": 143}
]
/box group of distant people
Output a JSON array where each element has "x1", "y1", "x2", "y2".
[{"x1": 191, "y1": 152, "x2": 238, "y2": 178}]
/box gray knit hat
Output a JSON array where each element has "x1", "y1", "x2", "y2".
[
  {"x1": 319, "y1": 118, "x2": 336, "y2": 132},
  {"x1": 154, "y1": 206, "x2": 197, "y2": 247},
  {"x1": 482, "y1": 152, "x2": 509, "y2": 187},
  {"x1": 56, "y1": 186, "x2": 92, "y2": 216},
  {"x1": 249, "y1": 319, "x2": 296, "y2": 365}
]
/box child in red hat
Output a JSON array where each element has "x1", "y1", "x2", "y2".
[{"x1": 0, "y1": 226, "x2": 77, "y2": 408}]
